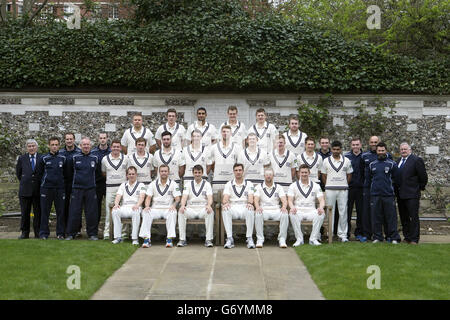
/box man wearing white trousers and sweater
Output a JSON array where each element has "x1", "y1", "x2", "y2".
[
  {"x1": 321, "y1": 140, "x2": 353, "y2": 242},
  {"x1": 111, "y1": 166, "x2": 145, "y2": 245},
  {"x1": 221, "y1": 163, "x2": 256, "y2": 249},
  {"x1": 139, "y1": 165, "x2": 181, "y2": 248},
  {"x1": 288, "y1": 164, "x2": 326, "y2": 246},
  {"x1": 178, "y1": 165, "x2": 214, "y2": 247},
  {"x1": 254, "y1": 168, "x2": 289, "y2": 248},
  {"x1": 102, "y1": 139, "x2": 128, "y2": 240}
]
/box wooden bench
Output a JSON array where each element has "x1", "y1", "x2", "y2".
[
  {"x1": 108, "y1": 203, "x2": 221, "y2": 245},
  {"x1": 219, "y1": 206, "x2": 333, "y2": 245}
]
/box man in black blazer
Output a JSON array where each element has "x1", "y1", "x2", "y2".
[
  {"x1": 394, "y1": 143, "x2": 428, "y2": 244},
  {"x1": 15, "y1": 139, "x2": 43, "y2": 239}
]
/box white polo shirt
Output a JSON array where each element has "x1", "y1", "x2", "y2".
[
  {"x1": 297, "y1": 151, "x2": 323, "y2": 183},
  {"x1": 223, "y1": 179, "x2": 254, "y2": 206},
  {"x1": 210, "y1": 142, "x2": 241, "y2": 192},
  {"x1": 128, "y1": 152, "x2": 153, "y2": 184},
  {"x1": 121, "y1": 126, "x2": 156, "y2": 154},
  {"x1": 116, "y1": 181, "x2": 146, "y2": 208},
  {"x1": 102, "y1": 153, "x2": 128, "y2": 187},
  {"x1": 183, "y1": 179, "x2": 213, "y2": 209},
  {"x1": 254, "y1": 182, "x2": 285, "y2": 210},
  {"x1": 146, "y1": 179, "x2": 181, "y2": 209},
  {"x1": 182, "y1": 145, "x2": 212, "y2": 180},
  {"x1": 218, "y1": 121, "x2": 247, "y2": 147},
  {"x1": 155, "y1": 122, "x2": 186, "y2": 151},
  {"x1": 185, "y1": 121, "x2": 218, "y2": 148},
  {"x1": 321, "y1": 155, "x2": 353, "y2": 190},
  {"x1": 152, "y1": 147, "x2": 185, "y2": 183},
  {"x1": 247, "y1": 121, "x2": 278, "y2": 153},
  {"x1": 269, "y1": 149, "x2": 297, "y2": 190},
  {"x1": 287, "y1": 180, "x2": 323, "y2": 210},
  {"x1": 283, "y1": 130, "x2": 307, "y2": 156}
]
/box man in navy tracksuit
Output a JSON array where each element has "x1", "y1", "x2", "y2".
[
  {"x1": 37, "y1": 137, "x2": 67, "y2": 240},
  {"x1": 361, "y1": 136, "x2": 392, "y2": 240},
  {"x1": 345, "y1": 137, "x2": 364, "y2": 241},
  {"x1": 368, "y1": 142, "x2": 400, "y2": 243},
  {"x1": 91, "y1": 132, "x2": 111, "y2": 226},
  {"x1": 59, "y1": 132, "x2": 81, "y2": 234},
  {"x1": 65, "y1": 137, "x2": 101, "y2": 240}
]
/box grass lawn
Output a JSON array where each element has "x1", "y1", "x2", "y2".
[
  {"x1": 296, "y1": 242, "x2": 450, "y2": 300},
  {"x1": 0, "y1": 239, "x2": 138, "y2": 300}
]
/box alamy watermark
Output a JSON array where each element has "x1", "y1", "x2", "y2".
[
  {"x1": 366, "y1": 265, "x2": 381, "y2": 289},
  {"x1": 66, "y1": 265, "x2": 81, "y2": 290},
  {"x1": 366, "y1": 5, "x2": 381, "y2": 30}
]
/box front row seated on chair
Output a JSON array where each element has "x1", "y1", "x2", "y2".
[{"x1": 111, "y1": 166, "x2": 145, "y2": 245}]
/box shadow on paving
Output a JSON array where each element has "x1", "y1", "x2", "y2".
[{"x1": 90, "y1": 240, "x2": 325, "y2": 300}]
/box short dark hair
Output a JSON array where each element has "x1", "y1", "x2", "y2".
[
  {"x1": 319, "y1": 136, "x2": 329, "y2": 143},
  {"x1": 233, "y1": 163, "x2": 244, "y2": 170},
  {"x1": 376, "y1": 142, "x2": 387, "y2": 149},
  {"x1": 48, "y1": 136, "x2": 60, "y2": 144},
  {"x1": 305, "y1": 136, "x2": 315, "y2": 144},
  {"x1": 135, "y1": 137, "x2": 147, "y2": 145},
  {"x1": 197, "y1": 107, "x2": 207, "y2": 114},
  {"x1": 127, "y1": 166, "x2": 137, "y2": 174},
  {"x1": 255, "y1": 108, "x2": 266, "y2": 115},
  {"x1": 331, "y1": 141, "x2": 342, "y2": 148},
  {"x1": 351, "y1": 137, "x2": 361, "y2": 143},
  {"x1": 167, "y1": 108, "x2": 177, "y2": 115},
  {"x1": 159, "y1": 164, "x2": 170, "y2": 172},
  {"x1": 227, "y1": 105, "x2": 238, "y2": 113},
  {"x1": 161, "y1": 131, "x2": 172, "y2": 138},
  {"x1": 299, "y1": 164, "x2": 310, "y2": 171},
  {"x1": 64, "y1": 132, "x2": 75, "y2": 140},
  {"x1": 192, "y1": 164, "x2": 204, "y2": 173},
  {"x1": 289, "y1": 115, "x2": 299, "y2": 123},
  {"x1": 111, "y1": 139, "x2": 121, "y2": 146}
]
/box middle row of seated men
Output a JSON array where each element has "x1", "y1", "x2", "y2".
[{"x1": 112, "y1": 162, "x2": 326, "y2": 249}]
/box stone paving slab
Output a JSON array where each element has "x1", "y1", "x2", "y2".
[{"x1": 90, "y1": 245, "x2": 324, "y2": 300}]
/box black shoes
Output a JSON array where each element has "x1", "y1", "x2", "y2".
[{"x1": 18, "y1": 233, "x2": 29, "y2": 239}]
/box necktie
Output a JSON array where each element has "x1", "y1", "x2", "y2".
[
  {"x1": 31, "y1": 155, "x2": 35, "y2": 171},
  {"x1": 399, "y1": 158, "x2": 406, "y2": 168}
]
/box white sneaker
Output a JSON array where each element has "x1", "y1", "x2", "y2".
[
  {"x1": 392, "y1": 240, "x2": 398, "y2": 244},
  {"x1": 309, "y1": 239, "x2": 322, "y2": 246},
  {"x1": 279, "y1": 238, "x2": 287, "y2": 248},
  {"x1": 341, "y1": 238, "x2": 349, "y2": 243},
  {"x1": 293, "y1": 239, "x2": 304, "y2": 247},
  {"x1": 246, "y1": 237, "x2": 255, "y2": 249},
  {"x1": 132, "y1": 239, "x2": 139, "y2": 246},
  {"x1": 224, "y1": 237, "x2": 234, "y2": 249},
  {"x1": 111, "y1": 238, "x2": 122, "y2": 244},
  {"x1": 256, "y1": 240, "x2": 264, "y2": 248},
  {"x1": 372, "y1": 239, "x2": 380, "y2": 243}
]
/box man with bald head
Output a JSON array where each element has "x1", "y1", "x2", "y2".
[
  {"x1": 65, "y1": 137, "x2": 101, "y2": 240},
  {"x1": 394, "y1": 143, "x2": 428, "y2": 244},
  {"x1": 361, "y1": 136, "x2": 392, "y2": 241}
]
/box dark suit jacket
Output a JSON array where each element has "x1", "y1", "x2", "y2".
[
  {"x1": 395, "y1": 154, "x2": 428, "y2": 199},
  {"x1": 16, "y1": 153, "x2": 43, "y2": 197}
]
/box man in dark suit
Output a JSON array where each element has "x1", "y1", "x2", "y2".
[
  {"x1": 394, "y1": 143, "x2": 428, "y2": 245},
  {"x1": 15, "y1": 139, "x2": 43, "y2": 239}
]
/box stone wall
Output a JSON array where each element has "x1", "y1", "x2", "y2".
[{"x1": 1, "y1": 92, "x2": 448, "y2": 213}]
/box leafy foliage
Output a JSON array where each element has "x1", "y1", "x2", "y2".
[
  {"x1": 296, "y1": 94, "x2": 334, "y2": 139},
  {"x1": 0, "y1": 0, "x2": 448, "y2": 93},
  {"x1": 278, "y1": 0, "x2": 450, "y2": 60},
  {"x1": 344, "y1": 97, "x2": 397, "y2": 144}
]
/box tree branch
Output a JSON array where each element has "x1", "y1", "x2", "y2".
[{"x1": 24, "y1": 0, "x2": 49, "y2": 26}]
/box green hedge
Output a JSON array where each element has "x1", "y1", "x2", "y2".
[{"x1": 0, "y1": 2, "x2": 448, "y2": 94}]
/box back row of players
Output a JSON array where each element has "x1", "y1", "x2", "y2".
[{"x1": 32, "y1": 106, "x2": 396, "y2": 247}]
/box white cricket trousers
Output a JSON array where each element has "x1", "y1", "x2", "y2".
[
  {"x1": 289, "y1": 209, "x2": 325, "y2": 242},
  {"x1": 178, "y1": 207, "x2": 214, "y2": 241},
  {"x1": 111, "y1": 206, "x2": 141, "y2": 240},
  {"x1": 222, "y1": 205, "x2": 254, "y2": 239},
  {"x1": 325, "y1": 189, "x2": 349, "y2": 239},
  {"x1": 255, "y1": 209, "x2": 289, "y2": 242},
  {"x1": 105, "y1": 186, "x2": 119, "y2": 236},
  {"x1": 139, "y1": 208, "x2": 177, "y2": 239}
]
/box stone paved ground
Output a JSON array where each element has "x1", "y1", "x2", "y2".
[{"x1": 90, "y1": 244, "x2": 325, "y2": 300}]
